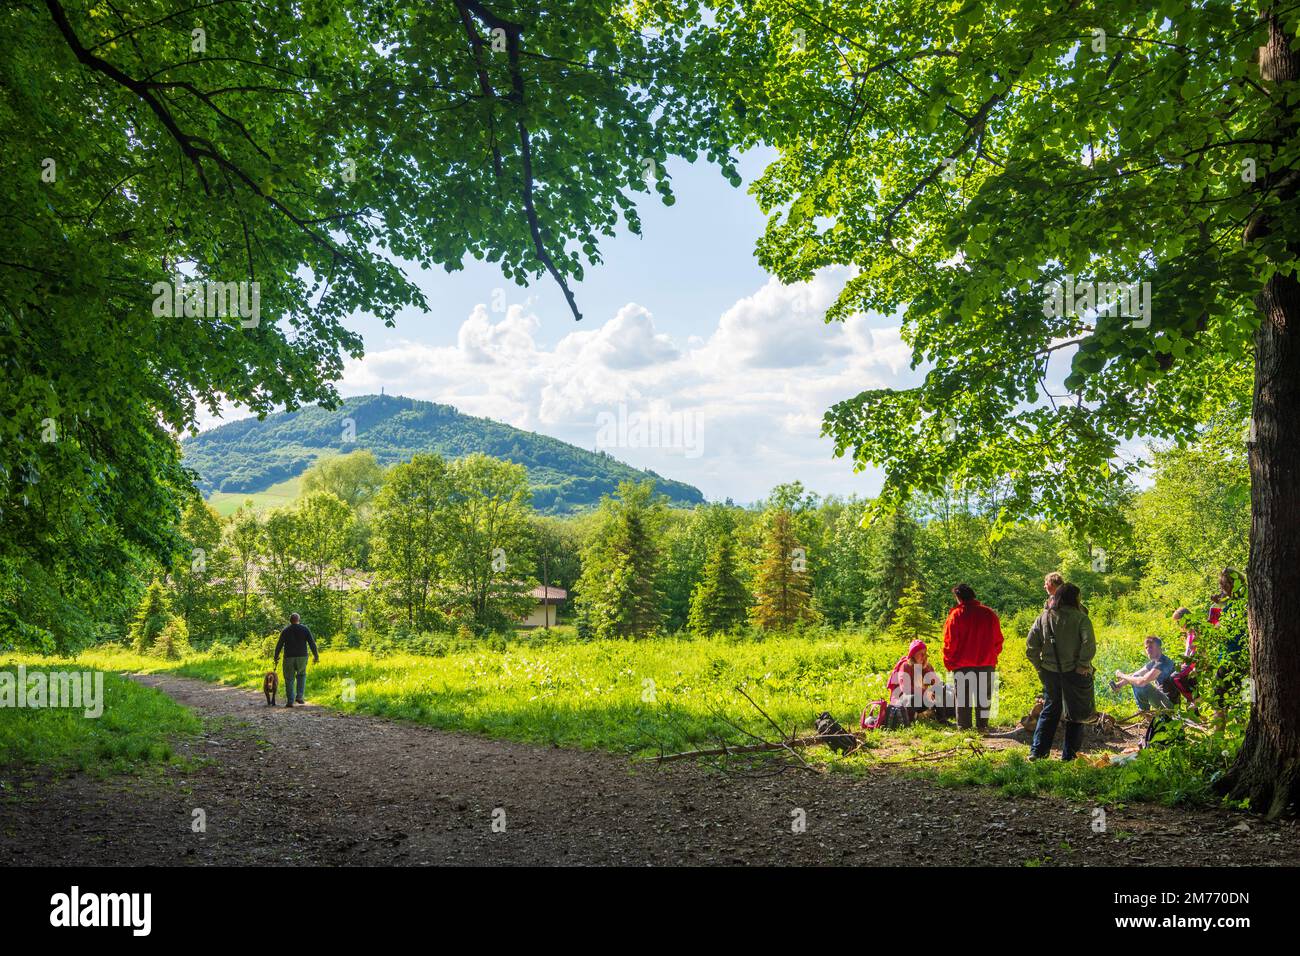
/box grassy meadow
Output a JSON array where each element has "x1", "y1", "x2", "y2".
[
  {"x1": 206, "y1": 475, "x2": 303, "y2": 516},
  {"x1": 3, "y1": 615, "x2": 1237, "y2": 807},
  {"x1": 0, "y1": 664, "x2": 202, "y2": 778}
]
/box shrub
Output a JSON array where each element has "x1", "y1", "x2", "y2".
[{"x1": 239, "y1": 632, "x2": 280, "y2": 660}]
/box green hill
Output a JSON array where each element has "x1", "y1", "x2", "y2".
[{"x1": 182, "y1": 394, "x2": 706, "y2": 514}]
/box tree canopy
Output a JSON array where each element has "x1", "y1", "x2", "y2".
[{"x1": 1, "y1": 0, "x2": 733, "y2": 650}]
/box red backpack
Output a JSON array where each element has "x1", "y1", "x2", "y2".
[{"x1": 860, "y1": 699, "x2": 888, "y2": 730}]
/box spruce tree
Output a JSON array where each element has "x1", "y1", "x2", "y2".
[
  {"x1": 750, "y1": 510, "x2": 815, "y2": 631},
  {"x1": 150, "y1": 617, "x2": 193, "y2": 660},
  {"x1": 863, "y1": 507, "x2": 920, "y2": 629},
  {"x1": 887, "y1": 581, "x2": 938, "y2": 645},
  {"x1": 129, "y1": 580, "x2": 172, "y2": 654},
  {"x1": 575, "y1": 482, "x2": 663, "y2": 639},
  {"x1": 687, "y1": 534, "x2": 750, "y2": 634}
]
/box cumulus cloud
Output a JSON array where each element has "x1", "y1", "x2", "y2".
[{"x1": 201, "y1": 269, "x2": 922, "y2": 503}]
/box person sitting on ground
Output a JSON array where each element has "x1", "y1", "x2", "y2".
[
  {"x1": 885, "y1": 639, "x2": 944, "y2": 727},
  {"x1": 1170, "y1": 607, "x2": 1197, "y2": 706},
  {"x1": 273, "y1": 612, "x2": 319, "y2": 708},
  {"x1": 1110, "y1": 635, "x2": 1175, "y2": 711},
  {"x1": 943, "y1": 584, "x2": 1003, "y2": 731},
  {"x1": 1026, "y1": 583, "x2": 1096, "y2": 761}
]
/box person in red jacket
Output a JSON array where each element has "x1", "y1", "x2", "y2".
[{"x1": 943, "y1": 583, "x2": 1004, "y2": 730}]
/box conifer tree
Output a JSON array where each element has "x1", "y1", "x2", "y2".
[
  {"x1": 863, "y1": 508, "x2": 920, "y2": 629},
  {"x1": 887, "y1": 581, "x2": 938, "y2": 645},
  {"x1": 150, "y1": 617, "x2": 192, "y2": 660},
  {"x1": 750, "y1": 510, "x2": 815, "y2": 631},
  {"x1": 129, "y1": 580, "x2": 172, "y2": 654},
  {"x1": 687, "y1": 533, "x2": 750, "y2": 634},
  {"x1": 575, "y1": 482, "x2": 664, "y2": 639}
]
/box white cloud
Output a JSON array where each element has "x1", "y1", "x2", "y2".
[{"x1": 199, "y1": 269, "x2": 923, "y2": 503}]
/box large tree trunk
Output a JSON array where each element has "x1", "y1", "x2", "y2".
[{"x1": 1214, "y1": 8, "x2": 1300, "y2": 818}]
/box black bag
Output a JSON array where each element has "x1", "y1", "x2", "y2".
[
  {"x1": 814, "y1": 712, "x2": 858, "y2": 753},
  {"x1": 883, "y1": 704, "x2": 914, "y2": 729}
]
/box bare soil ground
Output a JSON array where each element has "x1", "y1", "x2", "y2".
[{"x1": 2, "y1": 674, "x2": 1295, "y2": 866}]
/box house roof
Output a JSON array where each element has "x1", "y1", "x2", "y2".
[{"x1": 530, "y1": 585, "x2": 567, "y2": 602}]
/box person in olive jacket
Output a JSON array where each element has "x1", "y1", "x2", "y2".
[{"x1": 1026, "y1": 583, "x2": 1096, "y2": 760}]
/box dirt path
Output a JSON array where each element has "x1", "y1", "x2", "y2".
[{"x1": 2, "y1": 674, "x2": 1296, "y2": 866}]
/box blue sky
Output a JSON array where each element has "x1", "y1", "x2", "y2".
[{"x1": 210, "y1": 149, "x2": 924, "y2": 504}]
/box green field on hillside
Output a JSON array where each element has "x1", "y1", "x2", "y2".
[{"x1": 207, "y1": 476, "x2": 304, "y2": 516}]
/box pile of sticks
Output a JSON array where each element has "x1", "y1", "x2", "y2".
[{"x1": 642, "y1": 687, "x2": 865, "y2": 771}]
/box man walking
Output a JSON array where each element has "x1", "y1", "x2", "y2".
[
  {"x1": 942, "y1": 584, "x2": 1004, "y2": 730},
  {"x1": 273, "y1": 612, "x2": 319, "y2": 707}
]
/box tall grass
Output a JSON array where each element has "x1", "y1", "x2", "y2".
[
  {"x1": 0, "y1": 661, "x2": 202, "y2": 775},
  {"x1": 8, "y1": 614, "x2": 1228, "y2": 806},
  {"x1": 76, "y1": 622, "x2": 1156, "y2": 759}
]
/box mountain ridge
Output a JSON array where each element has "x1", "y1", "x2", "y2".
[{"x1": 182, "y1": 394, "x2": 706, "y2": 514}]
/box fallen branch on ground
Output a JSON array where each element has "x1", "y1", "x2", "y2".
[{"x1": 644, "y1": 734, "x2": 855, "y2": 763}]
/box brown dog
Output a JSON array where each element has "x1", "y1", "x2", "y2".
[{"x1": 263, "y1": 670, "x2": 278, "y2": 706}]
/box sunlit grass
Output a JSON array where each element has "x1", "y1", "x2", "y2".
[
  {"x1": 10, "y1": 624, "x2": 1228, "y2": 806},
  {"x1": 74, "y1": 626, "x2": 1139, "y2": 759},
  {"x1": 0, "y1": 660, "x2": 202, "y2": 776}
]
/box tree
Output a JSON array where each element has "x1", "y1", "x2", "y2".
[
  {"x1": 863, "y1": 508, "x2": 920, "y2": 630},
  {"x1": 2, "y1": 0, "x2": 738, "y2": 651},
  {"x1": 715, "y1": 2, "x2": 1300, "y2": 815},
  {"x1": 440, "y1": 454, "x2": 535, "y2": 631},
  {"x1": 301, "y1": 450, "x2": 386, "y2": 510},
  {"x1": 914, "y1": 485, "x2": 1075, "y2": 620},
  {"x1": 260, "y1": 509, "x2": 309, "y2": 623},
  {"x1": 293, "y1": 492, "x2": 356, "y2": 638},
  {"x1": 169, "y1": 498, "x2": 225, "y2": 647},
  {"x1": 887, "y1": 582, "x2": 939, "y2": 646},
  {"x1": 372, "y1": 454, "x2": 452, "y2": 632},
  {"x1": 224, "y1": 505, "x2": 263, "y2": 640},
  {"x1": 818, "y1": 499, "x2": 877, "y2": 626},
  {"x1": 150, "y1": 616, "x2": 192, "y2": 660},
  {"x1": 530, "y1": 515, "x2": 585, "y2": 617},
  {"x1": 1130, "y1": 416, "x2": 1251, "y2": 601},
  {"x1": 662, "y1": 504, "x2": 749, "y2": 632},
  {"x1": 750, "y1": 510, "x2": 815, "y2": 631},
  {"x1": 129, "y1": 580, "x2": 171, "y2": 654},
  {"x1": 687, "y1": 531, "x2": 750, "y2": 634},
  {"x1": 575, "y1": 482, "x2": 665, "y2": 639}
]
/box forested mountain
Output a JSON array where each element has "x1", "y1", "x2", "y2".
[{"x1": 181, "y1": 394, "x2": 705, "y2": 514}]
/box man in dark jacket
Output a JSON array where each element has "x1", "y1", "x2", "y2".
[
  {"x1": 942, "y1": 583, "x2": 1004, "y2": 730},
  {"x1": 273, "y1": 613, "x2": 319, "y2": 707}
]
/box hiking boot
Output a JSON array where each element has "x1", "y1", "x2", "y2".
[
  {"x1": 285, "y1": 700, "x2": 293, "y2": 708},
  {"x1": 296, "y1": 697, "x2": 305, "y2": 704}
]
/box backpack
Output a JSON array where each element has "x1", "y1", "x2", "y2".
[
  {"x1": 814, "y1": 712, "x2": 858, "y2": 753},
  {"x1": 860, "y1": 699, "x2": 888, "y2": 730}
]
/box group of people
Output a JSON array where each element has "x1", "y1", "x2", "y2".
[{"x1": 881, "y1": 567, "x2": 1250, "y2": 760}]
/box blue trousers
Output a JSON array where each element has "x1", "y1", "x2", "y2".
[
  {"x1": 1031, "y1": 669, "x2": 1087, "y2": 760},
  {"x1": 1132, "y1": 681, "x2": 1171, "y2": 711}
]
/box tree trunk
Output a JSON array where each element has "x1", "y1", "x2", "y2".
[{"x1": 1214, "y1": 8, "x2": 1300, "y2": 818}]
